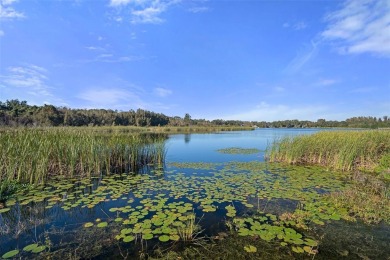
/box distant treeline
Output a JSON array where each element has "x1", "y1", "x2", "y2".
[{"x1": 1, "y1": 99, "x2": 389, "y2": 129}]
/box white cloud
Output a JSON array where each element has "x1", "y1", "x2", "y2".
[
  {"x1": 221, "y1": 102, "x2": 330, "y2": 121},
  {"x1": 285, "y1": 40, "x2": 320, "y2": 73},
  {"x1": 109, "y1": 0, "x2": 132, "y2": 6},
  {"x1": 274, "y1": 86, "x2": 285, "y2": 92},
  {"x1": 109, "y1": 0, "x2": 181, "y2": 24},
  {"x1": 0, "y1": 30, "x2": 4, "y2": 36},
  {"x1": 0, "y1": 65, "x2": 52, "y2": 97},
  {"x1": 294, "y1": 21, "x2": 307, "y2": 30},
  {"x1": 80, "y1": 54, "x2": 143, "y2": 63},
  {"x1": 316, "y1": 78, "x2": 339, "y2": 86},
  {"x1": 283, "y1": 21, "x2": 307, "y2": 30},
  {"x1": 349, "y1": 87, "x2": 377, "y2": 93},
  {"x1": 131, "y1": 6, "x2": 165, "y2": 24},
  {"x1": 86, "y1": 46, "x2": 106, "y2": 51},
  {"x1": 0, "y1": 64, "x2": 67, "y2": 106},
  {"x1": 78, "y1": 88, "x2": 145, "y2": 109},
  {"x1": 0, "y1": 0, "x2": 25, "y2": 20},
  {"x1": 322, "y1": 0, "x2": 390, "y2": 57},
  {"x1": 2, "y1": 0, "x2": 18, "y2": 4},
  {"x1": 153, "y1": 87, "x2": 172, "y2": 97},
  {"x1": 188, "y1": 6, "x2": 209, "y2": 13}
]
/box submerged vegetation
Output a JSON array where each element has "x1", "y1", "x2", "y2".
[
  {"x1": 0, "y1": 128, "x2": 167, "y2": 185},
  {"x1": 267, "y1": 129, "x2": 390, "y2": 226},
  {"x1": 267, "y1": 130, "x2": 390, "y2": 172},
  {"x1": 1, "y1": 162, "x2": 388, "y2": 259},
  {"x1": 217, "y1": 147, "x2": 261, "y2": 154}
]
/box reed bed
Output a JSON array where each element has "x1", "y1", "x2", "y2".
[
  {"x1": 0, "y1": 128, "x2": 166, "y2": 185},
  {"x1": 267, "y1": 130, "x2": 390, "y2": 172}
]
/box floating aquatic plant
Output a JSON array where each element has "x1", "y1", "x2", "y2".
[{"x1": 217, "y1": 147, "x2": 261, "y2": 155}]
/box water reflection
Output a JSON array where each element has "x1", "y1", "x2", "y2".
[{"x1": 184, "y1": 134, "x2": 191, "y2": 144}]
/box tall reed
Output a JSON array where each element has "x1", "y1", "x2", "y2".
[
  {"x1": 267, "y1": 130, "x2": 390, "y2": 172},
  {"x1": 0, "y1": 128, "x2": 167, "y2": 184}
]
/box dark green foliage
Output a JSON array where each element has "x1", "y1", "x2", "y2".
[
  {"x1": 0, "y1": 180, "x2": 19, "y2": 202},
  {"x1": 1, "y1": 99, "x2": 389, "y2": 128}
]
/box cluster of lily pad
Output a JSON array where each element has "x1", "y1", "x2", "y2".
[
  {"x1": 1, "y1": 243, "x2": 47, "y2": 259},
  {"x1": 0, "y1": 161, "x2": 357, "y2": 258},
  {"x1": 216, "y1": 147, "x2": 261, "y2": 155}
]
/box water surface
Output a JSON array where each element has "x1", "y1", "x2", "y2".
[{"x1": 0, "y1": 128, "x2": 388, "y2": 259}]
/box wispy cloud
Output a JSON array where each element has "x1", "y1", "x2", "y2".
[
  {"x1": 0, "y1": 0, "x2": 25, "y2": 20},
  {"x1": 283, "y1": 21, "x2": 307, "y2": 30},
  {"x1": 0, "y1": 64, "x2": 52, "y2": 97},
  {"x1": 0, "y1": 64, "x2": 67, "y2": 105},
  {"x1": 349, "y1": 87, "x2": 377, "y2": 93},
  {"x1": 77, "y1": 88, "x2": 145, "y2": 109},
  {"x1": 109, "y1": 0, "x2": 181, "y2": 24},
  {"x1": 188, "y1": 6, "x2": 209, "y2": 13},
  {"x1": 322, "y1": 0, "x2": 390, "y2": 57},
  {"x1": 285, "y1": 40, "x2": 320, "y2": 74},
  {"x1": 221, "y1": 102, "x2": 330, "y2": 121},
  {"x1": 80, "y1": 54, "x2": 143, "y2": 63},
  {"x1": 274, "y1": 86, "x2": 285, "y2": 92},
  {"x1": 85, "y1": 46, "x2": 106, "y2": 51},
  {"x1": 0, "y1": 30, "x2": 4, "y2": 36},
  {"x1": 109, "y1": 0, "x2": 132, "y2": 6},
  {"x1": 316, "y1": 78, "x2": 339, "y2": 86},
  {"x1": 153, "y1": 87, "x2": 172, "y2": 97}
]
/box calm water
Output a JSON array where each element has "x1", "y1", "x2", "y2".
[
  {"x1": 0, "y1": 128, "x2": 388, "y2": 259},
  {"x1": 166, "y1": 128, "x2": 321, "y2": 162}
]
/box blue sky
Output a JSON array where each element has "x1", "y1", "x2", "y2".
[{"x1": 0, "y1": 0, "x2": 389, "y2": 121}]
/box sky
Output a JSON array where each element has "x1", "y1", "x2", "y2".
[{"x1": 0, "y1": 0, "x2": 389, "y2": 121}]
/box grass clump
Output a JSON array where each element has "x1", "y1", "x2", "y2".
[
  {"x1": 327, "y1": 172, "x2": 390, "y2": 224},
  {"x1": 176, "y1": 214, "x2": 201, "y2": 242},
  {"x1": 267, "y1": 130, "x2": 390, "y2": 172},
  {"x1": 0, "y1": 128, "x2": 167, "y2": 185}
]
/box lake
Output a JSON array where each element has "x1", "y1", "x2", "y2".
[{"x1": 0, "y1": 129, "x2": 389, "y2": 259}]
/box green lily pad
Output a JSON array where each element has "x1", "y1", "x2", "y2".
[
  {"x1": 97, "y1": 222, "x2": 108, "y2": 228},
  {"x1": 170, "y1": 234, "x2": 180, "y2": 241},
  {"x1": 0, "y1": 208, "x2": 10, "y2": 214},
  {"x1": 23, "y1": 243, "x2": 39, "y2": 252},
  {"x1": 244, "y1": 245, "x2": 257, "y2": 253},
  {"x1": 123, "y1": 235, "x2": 135, "y2": 242},
  {"x1": 84, "y1": 222, "x2": 94, "y2": 228},
  {"x1": 2, "y1": 249, "x2": 19, "y2": 259},
  {"x1": 142, "y1": 233, "x2": 153, "y2": 240},
  {"x1": 159, "y1": 235, "x2": 170, "y2": 242},
  {"x1": 31, "y1": 245, "x2": 46, "y2": 253}
]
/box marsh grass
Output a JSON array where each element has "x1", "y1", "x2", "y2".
[
  {"x1": 0, "y1": 128, "x2": 167, "y2": 184},
  {"x1": 327, "y1": 171, "x2": 390, "y2": 224},
  {"x1": 267, "y1": 130, "x2": 390, "y2": 172},
  {"x1": 176, "y1": 214, "x2": 202, "y2": 242}
]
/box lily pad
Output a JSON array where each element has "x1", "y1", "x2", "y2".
[
  {"x1": 159, "y1": 235, "x2": 170, "y2": 242},
  {"x1": 23, "y1": 243, "x2": 39, "y2": 252},
  {"x1": 0, "y1": 208, "x2": 10, "y2": 214},
  {"x1": 84, "y1": 222, "x2": 94, "y2": 228},
  {"x1": 31, "y1": 246, "x2": 46, "y2": 253},
  {"x1": 244, "y1": 245, "x2": 257, "y2": 253},
  {"x1": 97, "y1": 222, "x2": 108, "y2": 228},
  {"x1": 123, "y1": 235, "x2": 135, "y2": 242},
  {"x1": 1, "y1": 249, "x2": 19, "y2": 259}
]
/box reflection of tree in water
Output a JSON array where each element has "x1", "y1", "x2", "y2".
[
  {"x1": 184, "y1": 134, "x2": 191, "y2": 144},
  {"x1": 0, "y1": 203, "x2": 49, "y2": 238}
]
